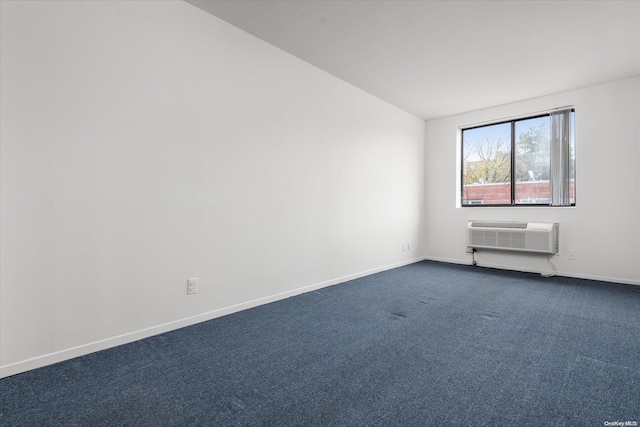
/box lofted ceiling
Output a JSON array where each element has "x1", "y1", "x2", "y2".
[{"x1": 186, "y1": 1, "x2": 640, "y2": 120}]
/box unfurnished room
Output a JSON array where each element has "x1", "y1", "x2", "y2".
[{"x1": 1, "y1": 1, "x2": 639, "y2": 426}]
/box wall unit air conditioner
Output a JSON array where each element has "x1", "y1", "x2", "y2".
[{"x1": 467, "y1": 221, "x2": 558, "y2": 254}]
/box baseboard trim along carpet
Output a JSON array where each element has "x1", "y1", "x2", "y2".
[
  {"x1": 0, "y1": 256, "x2": 426, "y2": 379},
  {"x1": 423, "y1": 256, "x2": 640, "y2": 287}
]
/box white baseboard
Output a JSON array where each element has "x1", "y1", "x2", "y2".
[
  {"x1": 0, "y1": 256, "x2": 426, "y2": 379},
  {"x1": 423, "y1": 256, "x2": 640, "y2": 286}
]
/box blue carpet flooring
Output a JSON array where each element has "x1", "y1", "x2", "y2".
[{"x1": 1, "y1": 260, "x2": 639, "y2": 426}]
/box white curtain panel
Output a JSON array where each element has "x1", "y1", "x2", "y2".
[{"x1": 550, "y1": 109, "x2": 572, "y2": 206}]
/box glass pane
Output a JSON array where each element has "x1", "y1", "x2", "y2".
[
  {"x1": 515, "y1": 116, "x2": 551, "y2": 204},
  {"x1": 462, "y1": 122, "x2": 511, "y2": 205}
]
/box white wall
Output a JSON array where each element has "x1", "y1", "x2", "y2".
[
  {"x1": 425, "y1": 77, "x2": 640, "y2": 285},
  {"x1": 0, "y1": 1, "x2": 426, "y2": 377}
]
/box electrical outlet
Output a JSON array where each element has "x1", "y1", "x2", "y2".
[
  {"x1": 406, "y1": 242, "x2": 410, "y2": 251},
  {"x1": 187, "y1": 277, "x2": 199, "y2": 295},
  {"x1": 568, "y1": 250, "x2": 577, "y2": 261}
]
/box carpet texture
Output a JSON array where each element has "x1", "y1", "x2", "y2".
[{"x1": 1, "y1": 261, "x2": 639, "y2": 426}]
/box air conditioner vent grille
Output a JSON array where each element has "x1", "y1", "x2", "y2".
[
  {"x1": 467, "y1": 221, "x2": 558, "y2": 254},
  {"x1": 470, "y1": 221, "x2": 528, "y2": 229}
]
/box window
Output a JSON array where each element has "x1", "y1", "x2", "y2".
[{"x1": 461, "y1": 109, "x2": 575, "y2": 207}]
